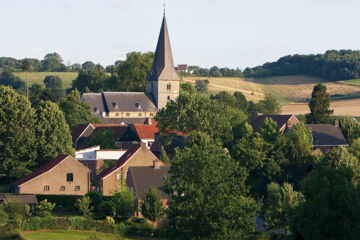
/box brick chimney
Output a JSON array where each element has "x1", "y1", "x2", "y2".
[{"x1": 153, "y1": 159, "x2": 160, "y2": 169}]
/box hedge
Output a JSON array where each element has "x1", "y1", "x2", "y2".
[{"x1": 36, "y1": 195, "x2": 113, "y2": 209}]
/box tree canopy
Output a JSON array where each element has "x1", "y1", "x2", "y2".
[
  {"x1": 306, "y1": 84, "x2": 333, "y2": 124},
  {"x1": 72, "y1": 65, "x2": 108, "y2": 93}
]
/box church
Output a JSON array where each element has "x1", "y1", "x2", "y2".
[{"x1": 82, "y1": 15, "x2": 180, "y2": 124}]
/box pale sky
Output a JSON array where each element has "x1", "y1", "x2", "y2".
[{"x1": 0, "y1": 0, "x2": 359, "y2": 69}]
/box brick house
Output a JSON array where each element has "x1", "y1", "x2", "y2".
[
  {"x1": 11, "y1": 154, "x2": 91, "y2": 196},
  {"x1": 96, "y1": 143, "x2": 164, "y2": 196},
  {"x1": 251, "y1": 114, "x2": 300, "y2": 133}
]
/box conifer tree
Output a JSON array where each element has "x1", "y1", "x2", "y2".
[
  {"x1": 141, "y1": 186, "x2": 165, "y2": 226},
  {"x1": 306, "y1": 84, "x2": 333, "y2": 123}
]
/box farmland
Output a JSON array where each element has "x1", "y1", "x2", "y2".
[{"x1": 14, "y1": 72, "x2": 78, "y2": 89}]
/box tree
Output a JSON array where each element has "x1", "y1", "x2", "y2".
[
  {"x1": 0, "y1": 69, "x2": 26, "y2": 92},
  {"x1": 165, "y1": 132, "x2": 260, "y2": 239},
  {"x1": 35, "y1": 100, "x2": 74, "y2": 166},
  {"x1": 72, "y1": 65, "x2": 108, "y2": 93},
  {"x1": 36, "y1": 199, "x2": 56, "y2": 217},
  {"x1": 179, "y1": 82, "x2": 196, "y2": 95},
  {"x1": 76, "y1": 196, "x2": 94, "y2": 218},
  {"x1": 349, "y1": 138, "x2": 360, "y2": 160},
  {"x1": 0, "y1": 86, "x2": 37, "y2": 179},
  {"x1": 257, "y1": 93, "x2": 281, "y2": 115},
  {"x1": 338, "y1": 116, "x2": 360, "y2": 144},
  {"x1": 104, "y1": 52, "x2": 154, "y2": 92},
  {"x1": 306, "y1": 84, "x2": 333, "y2": 124},
  {"x1": 42, "y1": 52, "x2": 66, "y2": 71},
  {"x1": 98, "y1": 201, "x2": 114, "y2": 216},
  {"x1": 85, "y1": 191, "x2": 103, "y2": 210},
  {"x1": 195, "y1": 79, "x2": 209, "y2": 93},
  {"x1": 3, "y1": 200, "x2": 30, "y2": 229},
  {"x1": 264, "y1": 182, "x2": 304, "y2": 234},
  {"x1": 111, "y1": 177, "x2": 136, "y2": 219},
  {"x1": 82, "y1": 61, "x2": 97, "y2": 71},
  {"x1": 141, "y1": 186, "x2": 165, "y2": 226},
  {"x1": 160, "y1": 146, "x2": 170, "y2": 166},
  {"x1": 86, "y1": 129, "x2": 117, "y2": 149},
  {"x1": 0, "y1": 204, "x2": 8, "y2": 226},
  {"x1": 59, "y1": 90, "x2": 100, "y2": 130},
  {"x1": 234, "y1": 91, "x2": 249, "y2": 113},
  {"x1": 43, "y1": 75, "x2": 62, "y2": 89}
]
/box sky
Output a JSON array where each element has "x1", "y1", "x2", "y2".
[{"x1": 0, "y1": 0, "x2": 359, "y2": 69}]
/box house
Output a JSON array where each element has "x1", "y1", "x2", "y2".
[
  {"x1": 305, "y1": 124, "x2": 348, "y2": 154},
  {"x1": 97, "y1": 143, "x2": 164, "y2": 196},
  {"x1": 151, "y1": 132, "x2": 187, "y2": 158},
  {"x1": 176, "y1": 64, "x2": 188, "y2": 72},
  {"x1": 127, "y1": 162, "x2": 170, "y2": 225},
  {"x1": 76, "y1": 146, "x2": 127, "y2": 179},
  {"x1": 251, "y1": 114, "x2": 300, "y2": 133},
  {"x1": 82, "y1": 16, "x2": 180, "y2": 124},
  {"x1": 0, "y1": 194, "x2": 38, "y2": 212},
  {"x1": 11, "y1": 154, "x2": 91, "y2": 196},
  {"x1": 130, "y1": 123, "x2": 159, "y2": 148}
]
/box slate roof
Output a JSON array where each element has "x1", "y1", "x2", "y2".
[
  {"x1": 102, "y1": 92, "x2": 157, "y2": 112},
  {"x1": 71, "y1": 124, "x2": 92, "y2": 143},
  {"x1": 97, "y1": 117, "x2": 149, "y2": 125},
  {"x1": 6, "y1": 194, "x2": 38, "y2": 205},
  {"x1": 128, "y1": 166, "x2": 170, "y2": 199},
  {"x1": 81, "y1": 93, "x2": 106, "y2": 113},
  {"x1": 251, "y1": 115, "x2": 296, "y2": 132},
  {"x1": 133, "y1": 124, "x2": 159, "y2": 140},
  {"x1": 11, "y1": 154, "x2": 70, "y2": 187},
  {"x1": 97, "y1": 144, "x2": 142, "y2": 179},
  {"x1": 305, "y1": 124, "x2": 348, "y2": 146},
  {"x1": 146, "y1": 16, "x2": 180, "y2": 82}
]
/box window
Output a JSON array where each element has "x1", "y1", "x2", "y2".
[
  {"x1": 115, "y1": 113, "x2": 120, "y2": 117},
  {"x1": 138, "y1": 113, "x2": 142, "y2": 117},
  {"x1": 150, "y1": 113, "x2": 154, "y2": 117},
  {"x1": 126, "y1": 113, "x2": 130, "y2": 117},
  {"x1": 60, "y1": 186, "x2": 65, "y2": 191},
  {"x1": 167, "y1": 83, "x2": 171, "y2": 90},
  {"x1": 117, "y1": 173, "x2": 121, "y2": 180},
  {"x1": 75, "y1": 186, "x2": 80, "y2": 191},
  {"x1": 167, "y1": 96, "x2": 170, "y2": 100},
  {"x1": 44, "y1": 186, "x2": 50, "y2": 191},
  {"x1": 66, "y1": 173, "x2": 73, "y2": 182}
]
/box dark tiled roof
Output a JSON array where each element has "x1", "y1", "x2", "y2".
[
  {"x1": 6, "y1": 194, "x2": 38, "y2": 204},
  {"x1": 81, "y1": 93, "x2": 106, "y2": 114},
  {"x1": 305, "y1": 124, "x2": 348, "y2": 146},
  {"x1": 11, "y1": 154, "x2": 70, "y2": 187},
  {"x1": 97, "y1": 117, "x2": 149, "y2": 125},
  {"x1": 251, "y1": 115, "x2": 295, "y2": 132},
  {"x1": 97, "y1": 144, "x2": 142, "y2": 179},
  {"x1": 103, "y1": 92, "x2": 157, "y2": 112},
  {"x1": 128, "y1": 166, "x2": 170, "y2": 199},
  {"x1": 146, "y1": 16, "x2": 180, "y2": 82},
  {"x1": 71, "y1": 124, "x2": 92, "y2": 143}
]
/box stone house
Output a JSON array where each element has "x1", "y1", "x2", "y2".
[{"x1": 11, "y1": 154, "x2": 91, "y2": 196}]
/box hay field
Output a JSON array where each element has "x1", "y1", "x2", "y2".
[{"x1": 14, "y1": 72, "x2": 78, "y2": 89}]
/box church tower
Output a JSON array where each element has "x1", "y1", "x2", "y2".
[{"x1": 146, "y1": 15, "x2": 180, "y2": 109}]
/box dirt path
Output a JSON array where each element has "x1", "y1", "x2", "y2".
[{"x1": 281, "y1": 99, "x2": 360, "y2": 116}]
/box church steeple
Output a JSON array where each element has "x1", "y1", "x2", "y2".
[
  {"x1": 146, "y1": 15, "x2": 180, "y2": 109},
  {"x1": 146, "y1": 16, "x2": 180, "y2": 82}
]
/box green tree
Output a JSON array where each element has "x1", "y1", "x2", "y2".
[
  {"x1": 234, "y1": 91, "x2": 249, "y2": 113},
  {"x1": 82, "y1": 61, "x2": 97, "y2": 71},
  {"x1": 349, "y1": 138, "x2": 360, "y2": 160},
  {"x1": 98, "y1": 201, "x2": 114, "y2": 216},
  {"x1": 165, "y1": 132, "x2": 260, "y2": 239},
  {"x1": 0, "y1": 86, "x2": 37, "y2": 179},
  {"x1": 141, "y1": 186, "x2": 165, "y2": 226},
  {"x1": 35, "y1": 100, "x2": 74, "y2": 166},
  {"x1": 264, "y1": 182, "x2": 304, "y2": 234},
  {"x1": 179, "y1": 82, "x2": 196, "y2": 95},
  {"x1": 111, "y1": 177, "x2": 136, "y2": 219},
  {"x1": 0, "y1": 69, "x2": 25, "y2": 92},
  {"x1": 85, "y1": 191, "x2": 103, "y2": 210},
  {"x1": 59, "y1": 90, "x2": 100, "y2": 130},
  {"x1": 3, "y1": 200, "x2": 30, "y2": 230},
  {"x1": 104, "y1": 52, "x2": 154, "y2": 92},
  {"x1": 43, "y1": 75, "x2": 62, "y2": 89},
  {"x1": 195, "y1": 79, "x2": 209, "y2": 93},
  {"x1": 86, "y1": 129, "x2": 117, "y2": 149},
  {"x1": 36, "y1": 199, "x2": 56, "y2": 217},
  {"x1": 338, "y1": 116, "x2": 360, "y2": 144},
  {"x1": 257, "y1": 92, "x2": 281, "y2": 115},
  {"x1": 42, "y1": 52, "x2": 66, "y2": 71},
  {"x1": 160, "y1": 146, "x2": 170, "y2": 166},
  {"x1": 0, "y1": 204, "x2": 9, "y2": 226},
  {"x1": 72, "y1": 65, "x2": 108, "y2": 93},
  {"x1": 306, "y1": 84, "x2": 333, "y2": 123},
  {"x1": 75, "y1": 196, "x2": 94, "y2": 218}
]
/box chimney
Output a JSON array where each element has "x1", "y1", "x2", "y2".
[
  {"x1": 334, "y1": 119, "x2": 339, "y2": 127},
  {"x1": 153, "y1": 159, "x2": 160, "y2": 169}
]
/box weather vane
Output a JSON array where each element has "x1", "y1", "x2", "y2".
[{"x1": 163, "y1": 0, "x2": 166, "y2": 15}]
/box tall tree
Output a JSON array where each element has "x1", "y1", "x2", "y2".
[
  {"x1": 257, "y1": 93, "x2": 281, "y2": 115},
  {"x1": 338, "y1": 116, "x2": 360, "y2": 144},
  {"x1": 59, "y1": 90, "x2": 100, "y2": 130},
  {"x1": 0, "y1": 69, "x2": 26, "y2": 92},
  {"x1": 141, "y1": 186, "x2": 165, "y2": 226},
  {"x1": 306, "y1": 84, "x2": 333, "y2": 124},
  {"x1": 72, "y1": 65, "x2": 108, "y2": 93},
  {"x1": 41, "y1": 52, "x2": 66, "y2": 72},
  {"x1": 0, "y1": 86, "x2": 37, "y2": 179},
  {"x1": 43, "y1": 75, "x2": 62, "y2": 89},
  {"x1": 111, "y1": 177, "x2": 136, "y2": 219},
  {"x1": 35, "y1": 100, "x2": 74, "y2": 166},
  {"x1": 165, "y1": 132, "x2": 260, "y2": 239}
]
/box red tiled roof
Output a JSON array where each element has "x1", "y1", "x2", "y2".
[
  {"x1": 71, "y1": 124, "x2": 90, "y2": 143},
  {"x1": 133, "y1": 124, "x2": 159, "y2": 140},
  {"x1": 97, "y1": 144, "x2": 141, "y2": 179},
  {"x1": 11, "y1": 154, "x2": 70, "y2": 187},
  {"x1": 177, "y1": 64, "x2": 188, "y2": 71}
]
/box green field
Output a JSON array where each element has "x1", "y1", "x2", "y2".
[
  {"x1": 340, "y1": 79, "x2": 360, "y2": 86},
  {"x1": 14, "y1": 72, "x2": 78, "y2": 89},
  {"x1": 21, "y1": 230, "x2": 152, "y2": 240}
]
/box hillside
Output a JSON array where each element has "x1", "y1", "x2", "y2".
[{"x1": 14, "y1": 72, "x2": 78, "y2": 89}]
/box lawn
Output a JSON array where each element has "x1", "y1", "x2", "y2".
[
  {"x1": 21, "y1": 230, "x2": 153, "y2": 240},
  {"x1": 340, "y1": 79, "x2": 360, "y2": 86},
  {"x1": 14, "y1": 72, "x2": 78, "y2": 89}
]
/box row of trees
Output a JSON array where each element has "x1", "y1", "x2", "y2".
[
  {"x1": 244, "y1": 49, "x2": 360, "y2": 81},
  {"x1": 185, "y1": 65, "x2": 244, "y2": 78}
]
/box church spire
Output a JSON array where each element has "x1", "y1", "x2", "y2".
[{"x1": 146, "y1": 15, "x2": 180, "y2": 82}]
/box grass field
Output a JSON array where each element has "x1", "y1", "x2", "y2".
[
  {"x1": 340, "y1": 79, "x2": 360, "y2": 86},
  {"x1": 21, "y1": 231, "x2": 153, "y2": 240},
  {"x1": 14, "y1": 72, "x2": 78, "y2": 89}
]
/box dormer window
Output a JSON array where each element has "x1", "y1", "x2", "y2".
[
  {"x1": 135, "y1": 101, "x2": 141, "y2": 109},
  {"x1": 113, "y1": 101, "x2": 118, "y2": 110},
  {"x1": 94, "y1": 106, "x2": 98, "y2": 112}
]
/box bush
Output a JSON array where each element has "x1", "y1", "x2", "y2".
[
  {"x1": 124, "y1": 217, "x2": 154, "y2": 237},
  {"x1": 98, "y1": 201, "x2": 114, "y2": 216},
  {"x1": 86, "y1": 191, "x2": 103, "y2": 209},
  {"x1": 0, "y1": 232, "x2": 25, "y2": 240},
  {"x1": 36, "y1": 195, "x2": 81, "y2": 209}
]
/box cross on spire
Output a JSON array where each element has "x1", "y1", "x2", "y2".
[{"x1": 163, "y1": 0, "x2": 166, "y2": 16}]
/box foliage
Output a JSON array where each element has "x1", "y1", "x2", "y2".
[
  {"x1": 0, "y1": 205, "x2": 9, "y2": 226},
  {"x1": 338, "y1": 116, "x2": 360, "y2": 144},
  {"x1": 75, "y1": 196, "x2": 94, "y2": 219},
  {"x1": 98, "y1": 201, "x2": 114, "y2": 216},
  {"x1": 0, "y1": 86, "x2": 37, "y2": 179},
  {"x1": 0, "y1": 69, "x2": 25, "y2": 91},
  {"x1": 257, "y1": 92, "x2": 281, "y2": 115},
  {"x1": 36, "y1": 195, "x2": 82, "y2": 209},
  {"x1": 306, "y1": 84, "x2": 333, "y2": 124},
  {"x1": 36, "y1": 199, "x2": 56, "y2": 217},
  {"x1": 195, "y1": 79, "x2": 209, "y2": 93},
  {"x1": 42, "y1": 53, "x2": 66, "y2": 72},
  {"x1": 87, "y1": 129, "x2": 117, "y2": 149},
  {"x1": 59, "y1": 90, "x2": 100, "y2": 130},
  {"x1": 159, "y1": 146, "x2": 170, "y2": 166},
  {"x1": 104, "y1": 52, "x2": 154, "y2": 92},
  {"x1": 111, "y1": 178, "x2": 136, "y2": 219},
  {"x1": 349, "y1": 138, "x2": 360, "y2": 160},
  {"x1": 43, "y1": 75, "x2": 62, "y2": 89},
  {"x1": 72, "y1": 65, "x2": 108, "y2": 93},
  {"x1": 186, "y1": 65, "x2": 243, "y2": 78},
  {"x1": 3, "y1": 200, "x2": 30, "y2": 230},
  {"x1": 165, "y1": 132, "x2": 260, "y2": 239},
  {"x1": 210, "y1": 91, "x2": 248, "y2": 113},
  {"x1": 264, "y1": 182, "x2": 304, "y2": 233},
  {"x1": 97, "y1": 160, "x2": 117, "y2": 175},
  {"x1": 85, "y1": 191, "x2": 103, "y2": 210},
  {"x1": 35, "y1": 100, "x2": 74, "y2": 166},
  {"x1": 140, "y1": 186, "x2": 165, "y2": 225},
  {"x1": 179, "y1": 82, "x2": 196, "y2": 95}
]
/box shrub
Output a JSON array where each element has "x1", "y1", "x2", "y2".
[
  {"x1": 36, "y1": 195, "x2": 81, "y2": 209},
  {"x1": 86, "y1": 191, "x2": 103, "y2": 209},
  {"x1": 75, "y1": 196, "x2": 94, "y2": 218},
  {"x1": 36, "y1": 199, "x2": 56, "y2": 217},
  {"x1": 124, "y1": 217, "x2": 154, "y2": 237},
  {"x1": 98, "y1": 201, "x2": 114, "y2": 216}
]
